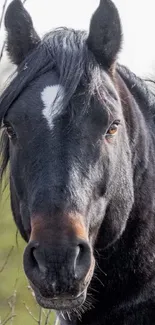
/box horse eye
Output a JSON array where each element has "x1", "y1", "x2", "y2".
[
  {"x1": 4, "y1": 123, "x2": 16, "y2": 139},
  {"x1": 106, "y1": 120, "x2": 120, "y2": 137}
]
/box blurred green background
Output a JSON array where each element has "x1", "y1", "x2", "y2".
[{"x1": 0, "y1": 186, "x2": 55, "y2": 325}]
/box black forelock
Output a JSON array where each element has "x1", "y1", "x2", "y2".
[{"x1": 0, "y1": 27, "x2": 110, "y2": 123}]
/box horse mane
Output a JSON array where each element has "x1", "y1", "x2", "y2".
[{"x1": 117, "y1": 64, "x2": 155, "y2": 124}]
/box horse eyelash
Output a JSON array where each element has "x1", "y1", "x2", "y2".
[{"x1": 112, "y1": 119, "x2": 121, "y2": 125}]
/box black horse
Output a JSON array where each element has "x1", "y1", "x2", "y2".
[{"x1": 1, "y1": 0, "x2": 155, "y2": 324}]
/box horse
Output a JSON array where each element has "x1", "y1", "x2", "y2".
[{"x1": 1, "y1": 0, "x2": 155, "y2": 324}]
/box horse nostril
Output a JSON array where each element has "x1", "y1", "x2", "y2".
[
  {"x1": 32, "y1": 246, "x2": 47, "y2": 274},
  {"x1": 24, "y1": 241, "x2": 47, "y2": 278},
  {"x1": 74, "y1": 240, "x2": 91, "y2": 281}
]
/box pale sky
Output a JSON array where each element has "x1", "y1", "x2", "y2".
[{"x1": 0, "y1": 0, "x2": 155, "y2": 80}]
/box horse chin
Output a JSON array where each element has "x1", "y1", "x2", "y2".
[
  {"x1": 35, "y1": 291, "x2": 86, "y2": 310},
  {"x1": 30, "y1": 282, "x2": 87, "y2": 310}
]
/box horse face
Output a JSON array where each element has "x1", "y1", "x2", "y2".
[{"x1": 2, "y1": 0, "x2": 134, "y2": 310}]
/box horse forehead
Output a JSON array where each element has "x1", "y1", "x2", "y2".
[
  {"x1": 41, "y1": 85, "x2": 59, "y2": 114},
  {"x1": 41, "y1": 84, "x2": 64, "y2": 129}
]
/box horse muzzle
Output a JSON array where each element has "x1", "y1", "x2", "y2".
[{"x1": 23, "y1": 214, "x2": 95, "y2": 310}]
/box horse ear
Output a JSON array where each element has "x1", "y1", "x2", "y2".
[
  {"x1": 87, "y1": 0, "x2": 122, "y2": 69},
  {"x1": 4, "y1": 0, "x2": 40, "y2": 65}
]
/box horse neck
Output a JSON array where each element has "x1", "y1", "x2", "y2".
[{"x1": 116, "y1": 70, "x2": 155, "y2": 224}]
